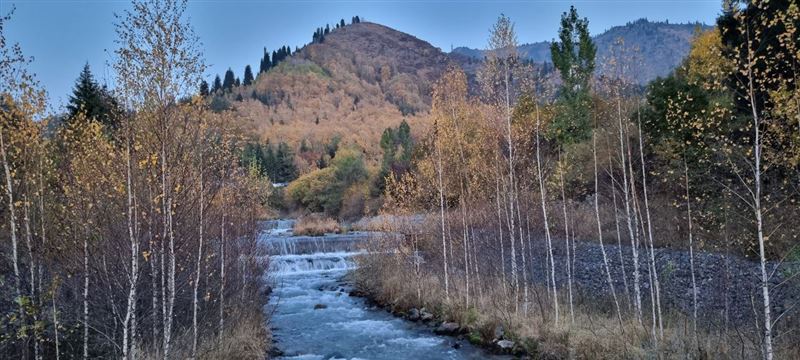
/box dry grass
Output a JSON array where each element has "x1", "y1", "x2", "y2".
[
  {"x1": 293, "y1": 214, "x2": 341, "y2": 236},
  {"x1": 141, "y1": 307, "x2": 269, "y2": 360},
  {"x1": 354, "y1": 251, "x2": 798, "y2": 359}
]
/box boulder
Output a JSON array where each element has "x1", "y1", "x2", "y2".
[
  {"x1": 496, "y1": 339, "x2": 515, "y2": 351},
  {"x1": 419, "y1": 308, "x2": 434, "y2": 322},
  {"x1": 407, "y1": 308, "x2": 420, "y2": 321},
  {"x1": 313, "y1": 303, "x2": 327, "y2": 310},
  {"x1": 434, "y1": 322, "x2": 461, "y2": 335}
]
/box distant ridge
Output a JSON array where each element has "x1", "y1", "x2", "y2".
[{"x1": 452, "y1": 19, "x2": 712, "y2": 84}]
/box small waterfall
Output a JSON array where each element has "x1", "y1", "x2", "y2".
[
  {"x1": 269, "y1": 252, "x2": 360, "y2": 275},
  {"x1": 262, "y1": 219, "x2": 367, "y2": 276}
]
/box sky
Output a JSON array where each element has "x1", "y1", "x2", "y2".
[{"x1": 2, "y1": 0, "x2": 722, "y2": 110}]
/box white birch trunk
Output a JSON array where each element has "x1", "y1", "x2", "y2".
[
  {"x1": 192, "y1": 163, "x2": 204, "y2": 358},
  {"x1": 746, "y1": 31, "x2": 773, "y2": 359},
  {"x1": 435, "y1": 132, "x2": 449, "y2": 300},
  {"x1": 617, "y1": 108, "x2": 643, "y2": 323},
  {"x1": 123, "y1": 126, "x2": 138, "y2": 360},
  {"x1": 83, "y1": 229, "x2": 89, "y2": 360},
  {"x1": 609, "y1": 151, "x2": 630, "y2": 307},
  {"x1": 637, "y1": 116, "x2": 663, "y2": 339},
  {"x1": 0, "y1": 131, "x2": 22, "y2": 314},
  {"x1": 219, "y1": 197, "x2": 226, "y2": 339},
  {"x1": 683, "y1": 157, "x2": 698, "y2": 340},
  {"x1": 535, "y1": 103, "x2": 558, "y2": 324},
  {"x1": 558, "y1": 151, "x2": 574, "y2": 324},
  {"x1": 593, "y1": 134, "x2": 623, "y2": 327}
]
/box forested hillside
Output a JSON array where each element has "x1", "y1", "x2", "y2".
[{"x1": 214, "y1": 21, "x2": 453, "y2": 171}]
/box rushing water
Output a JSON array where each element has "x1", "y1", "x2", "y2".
[{"x1": 262, "y1": 220, "x2": 502, "y2": 360}]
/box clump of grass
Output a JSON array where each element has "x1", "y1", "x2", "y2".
[{"x1": 293, "y1": 214, "x2": 341, "y2": 236}]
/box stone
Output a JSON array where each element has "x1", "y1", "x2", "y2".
[
  {"x1": 407, "y1": 308, "x2": 420, "y2": 321},
  {"x1": 313, "y1": 303, "x2": 327, "y2": 310},
  {"x1": 419, "y1": 308, "x2": 434, "y2": 321},
  {"x1": 434, "y1": 322, "x2": 460, "y2": 335},
  {"x1": 496, "y1": 339, "x2": 515, "y2": 351}
]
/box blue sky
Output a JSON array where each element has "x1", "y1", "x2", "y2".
[{"x1": 2, "y1": 0, "x2": 722, "y2": 110}]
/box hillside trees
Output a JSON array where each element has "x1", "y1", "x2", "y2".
[
  {"x1": 243, "y1": 65, "x2": 254, "y2": 86},
  {"x1": 286, "y1": 146, "x2": 368, "y2": 216},
  {"x1": 375, "y1": 120, "x2": 413, "y2": 192},
  {"x1": 223, "y1": 68, "x2": 235, "y2": 91}
]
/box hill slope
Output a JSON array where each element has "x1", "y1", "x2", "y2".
[
  {"x1": 228, "y1": 22, "x2": 453, "y2": 169},
  {"x1": 452, "y1": 19, "x2": 710, "y2": 84}
]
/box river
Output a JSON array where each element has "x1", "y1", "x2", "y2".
[{"x1": 262, "y1": 219, "x2": 503, "y2": 360}]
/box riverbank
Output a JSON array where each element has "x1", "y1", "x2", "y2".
[{"x1": 352, "y1": 236, "x2": 800, "y2": 359}]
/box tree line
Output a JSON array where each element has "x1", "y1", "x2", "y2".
[{"x1": 1, "y1": 1, "x2": 271, "y2": 359}]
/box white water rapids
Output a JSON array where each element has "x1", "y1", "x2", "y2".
[{"x1": 261, "y1": 219, "x2": 503, "y2": 359}]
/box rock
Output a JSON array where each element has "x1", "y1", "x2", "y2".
[
  {"x1": 407, "y1": 308, "x2": 420, "y2": 321},
  {"x1": 419, "y1": 308, "x2": 434, "y2": 321},
  {"x1": 496, "y1": 339, "x2": 515, "y2": 351},
  {"x1": 434, "y1": 322, "x2": 461, "y2": 335},
  {"x1": 313, "y1": 303, "x2": 327, "y2": 310},
  {"x1": 493, "y1": 325, "x2": 505, "y2": 340},
  {"x1": 452, "y1": 341, "x2": 462, "y2": 349}
]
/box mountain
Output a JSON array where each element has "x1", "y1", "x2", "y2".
[
  {"x1": 222, "y1": 19, "x2": 709, "y2": 172},
  {"x1": 226, "y1": 22, "x2": 453, "y2": 169},
  {"x1": 452, "y1": 19, "x2": 711, "y2": 84}
]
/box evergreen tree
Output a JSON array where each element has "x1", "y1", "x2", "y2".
[
  {"x1": 340, "y1": 19, "x2": 346, "y2": 28},
  {"x1": 235, "y1": 77, "x2": 241, "y2": 87},
  {"x1": 274, "y1": 142, "x2": 298, "y2": 182},
  {"x1": 243, "y1": 65, "x2": 254, "y2": 86},
  {"x1": 212, "y1": 75, "x2": 222, "y2": 93},
  {"x1": 199, "y1": 80, "x2": 209, "y2": 96},
  {"x1": 222, "y1": 68, "x2": 235, "y2": 91},
  {"x1": 259, "y1": 47, "x2": 271, "y2": 74},
  {"x1": 66, "y1": 63, "x2": 120, "y2": 130},
  {"x1": 549, "y1": 6, "x2": 596, "y2": 144},
  {"x1": 263, "y1": 142, "x2": 277, "y2": 179}
]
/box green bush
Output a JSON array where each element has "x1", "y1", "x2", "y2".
[{"x1": 286, "y1": 146, "x2": 368, "y2": 216}]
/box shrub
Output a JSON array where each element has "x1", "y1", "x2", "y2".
[
  {"x1": 293, "y1": 214, "x2": 341, "y2": 236},
  {"x1": 286, "y1": 146, "x2": 369, "y2": 216}
]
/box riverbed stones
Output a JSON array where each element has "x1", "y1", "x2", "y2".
[
  {"x1": 496, "y1": 339, "x2": 515, "y2": 351},
  {"x1": 434, "y1": 322, "x2": 461, "y2": 335},
  {"x1": 407, "y1": 308, "x2": 420, "y2": 321},
  {"x1": 419, "y1": 308, "x2": 434, "y2": 321}
]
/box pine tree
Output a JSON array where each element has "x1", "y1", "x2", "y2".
[
  {"x1": 212, "y1": 75, "x2": 222, "y2": 93},
  {"x1": 235, "y1": 77, "x2": 241, "y2": 87},
  {"x1": 223, "y1": 68, "x2": 235, "y2": 91},
  {"x1": 259, "y1": 47, "x2": 271, "y2": 74},
  {"x1": 340, "y1": 19, "x2": 346, "y2": 28},
  {"x1": 66, "y1": 63, "x2": 119, "y2": 130},
  {"x1": 243, "y1": 65, "x2": 254, "y2": 86},
  {"x1": 199, "y1": 80, "x2": 209, "y2": 96}
]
